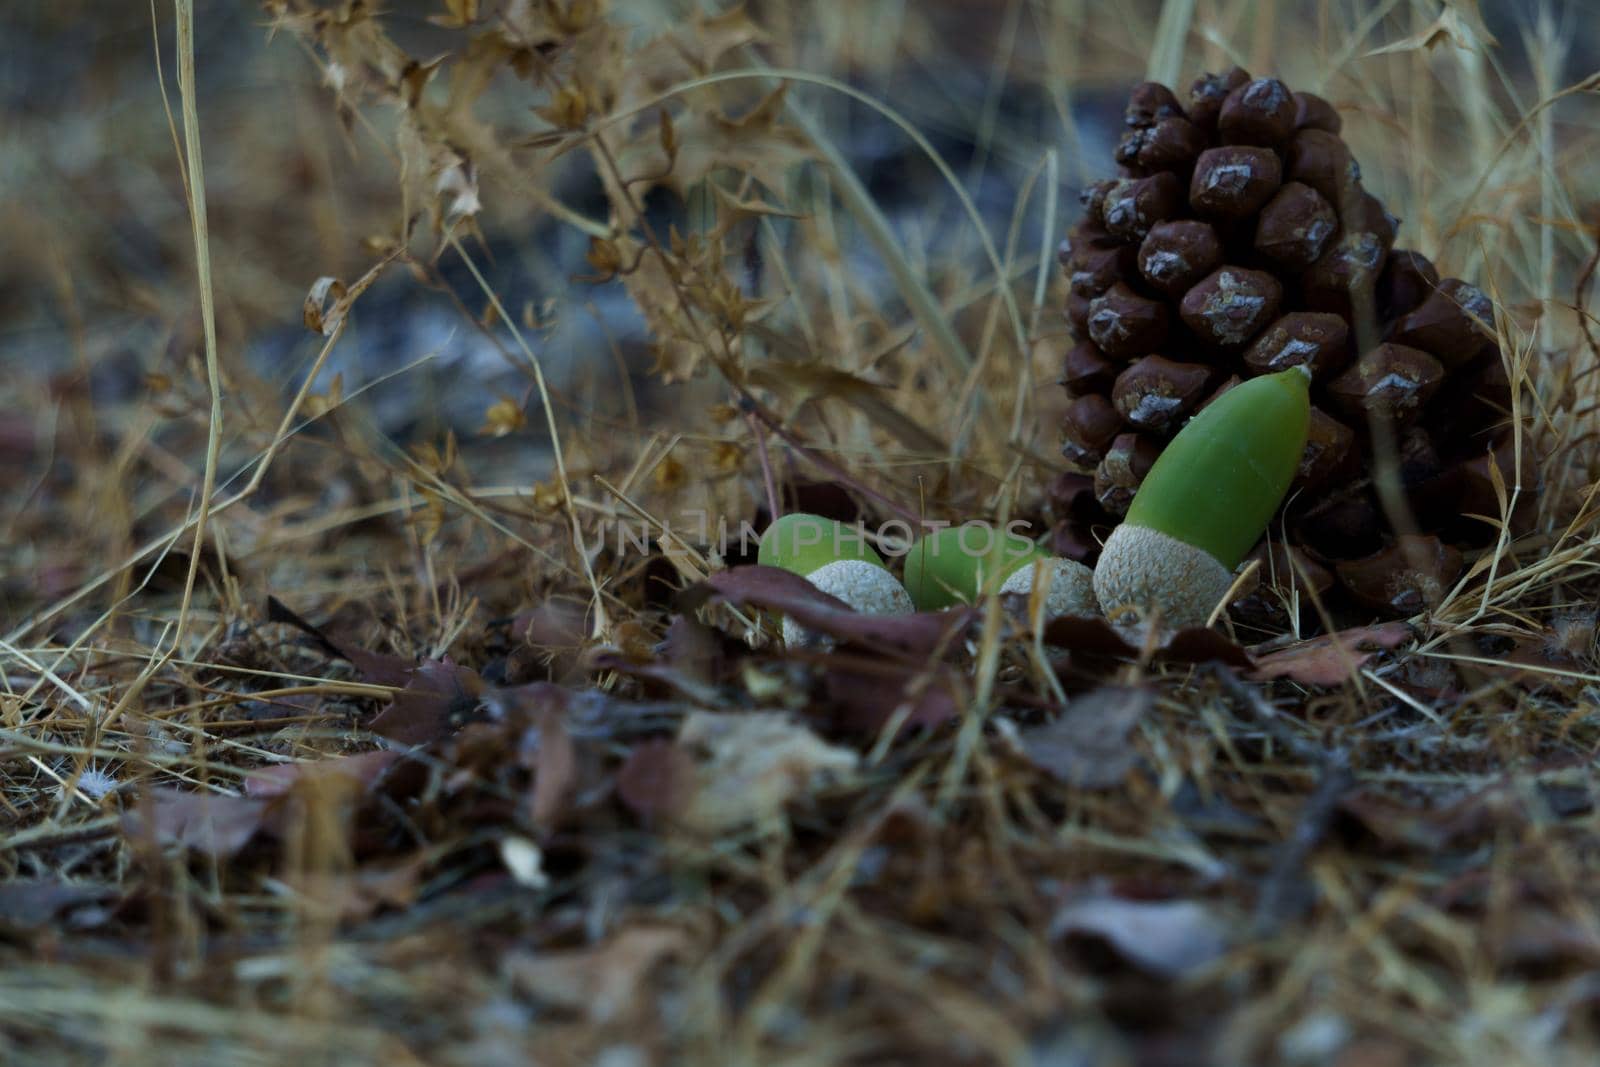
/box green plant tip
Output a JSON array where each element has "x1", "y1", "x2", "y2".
[
  {"x1": 758, "y1": 513, "x2": 885, "y2": 577},
  {"x1": 902, "y1": 525, "x2": 1045, "y2": 611}
]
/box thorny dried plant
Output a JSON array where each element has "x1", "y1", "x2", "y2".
[{"x1": 3, "y1": 2, "x2": 1600, "y2": 1065}]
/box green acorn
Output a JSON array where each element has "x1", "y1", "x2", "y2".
[
  {"x1": 903, "y1": 525, "x2": 1096, "y2": 618},
  {"x1": 758, "y1": 513, "x2": 914, "y2": 645},
  {"x1": 1093, "y1": 366, "x2": 1311, "y2": 628}
]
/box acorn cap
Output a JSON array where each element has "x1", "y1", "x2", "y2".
[
  {"x1": 758, "y1": 512, "x2": 884, "y2": 577},
  {"x1": 782, "y1": 559, "x2": 916, "y2": 647},
  {"x1": 999, "y1": 557, "x2": 1098, "y2": 619},
  {"x1": 1092, "y1": 525, "x2": 1235, "y2": 630},
  {"x1": 902, "y1": 526, "x2": 1045, "y2": 611}
]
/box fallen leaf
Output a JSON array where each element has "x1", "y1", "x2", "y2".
[
  {"x1": 1337, "y1": 785, "x2": 1513, "y2": 853},
  {"x1": 1041, "y1": 614, "x2": 1255, "y2": 669},
  {"x1": 504, "y1": 924, "x2": 692, "y2": 1023},
  {"x1": 672, "y1": 711, "x2": 858, "y2": 834},
  {"x1": 821, "y1": 656, "x2": 964, "y2": 733},
  {"x1": 122, "y1": 788, "x2": 271, "y2": 858},
  {"x1": 616, "y1": 738, "x2": 697, "y2": 822},
  {"x1": 528, "y1": 702, "x2": 576, "y2": 833},
  {"x1": 1015, "y1": 686, "x2": 1153, "y2": 789},
  {"x1": 1249, "y1": 623, "x2": 1412, "y2": 686},
  {"x1": 662, "y1": 613, "x2": 725, "y2": 687},
  {"x1": 297, "y1": 858, "x2": 427, "y2": 922},
  {"x1": 1051, "y1": 894, "x2": 1231, "y2": 979},
  {"x1": 369, "y1": 658, "x2": 486, "y2": 745},
  {"x1": 0, "y1": 881, "x2": 115, "y2": 933},
  {"x1": 244, "y1": 751, "x2": 402, "y2": 799},
  {"x1": 694, "y1": 565, "x2": 973, "y2": 655},
  {"x1": 267, "y1": 596, "x2": 417, "y2": 688}
]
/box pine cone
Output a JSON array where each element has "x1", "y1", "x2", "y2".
[{"x1": 1053, "y1": 69, "x2": 1531, "y2": 623}]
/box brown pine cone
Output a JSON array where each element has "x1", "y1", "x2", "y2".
[{"x1": 1051, "y1": 70, "x2": 1536, "y2": 625}]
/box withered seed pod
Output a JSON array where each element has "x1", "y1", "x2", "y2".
[
  {"x1": 1188, "y1": 67, "x2": 1251, "y2": 130},
  {"x1": 1189, "y1": 145, "x2": 1283, "y2": 219},
  {"x1": 1087, "y1": 282, "x2": 1170, "y2": 357},
  {"x1": 1125, "y1": 81, "x2": 1185, "y2": 127},
  {"x1": 1060, "y1": 340, "x2": 1117, "y2": 395},
  {"x1": 1218, "y1": 77, "x2": 1297, "y2": 146},
  {"x1": 1254, "y1": 181, "x2": 1338, "y2": 269},
  {"x1": 1102, "y1": 172, "x2": 1184, "y2": 240},
  {"x1": 1061, "y1": 393, "x2": 1123, "y2": 465},
  {"x1": 1295, "y1": 407, "x2": 1358, "y2": 488},
  {"x1": 1335, "y1": 534, "x2": 1463, "y2": 615},
  {"x1": 1292, "y1": 91, "x2": 1342, "y2": 133},
  {"x1": 1137, "y1": 219, "x2": 1223, "y2": 297},
  {"x1": 1179, "y1": 266, "x2": 1283, "y2": 349},
  {"x1": 1110, "y1": 355, "x2": 1213, "y2": 433},
  {"x1": 1285, "y1": 128, "x2": 1359, "y2": 203},
  {"x1": 1244, "y1": 311, "x2": 1350, "y2": 379},
  {"x1": 1326, "y1": 343, "x2": 1445, "y2": 425},
  {"x1": 1094, "y1": 433, "x2": 1163, "y2": 515},
  {"x1": 1390, "y1": 278, "x2": 1497, "y2": 369}
]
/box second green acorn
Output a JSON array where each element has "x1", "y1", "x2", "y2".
[{"x1": 902, "y1": 525, "x2": 1096, "y2": 618}]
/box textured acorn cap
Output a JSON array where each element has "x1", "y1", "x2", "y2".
[
  {"x1": 999, "y1": 557, "x2": 1099, "y2": 619},
  {"x1": 782, "y1": 559, "x2": 915, "y2": 648},
  {"x1": 1093, "y1": 524, "x2": 1235, "y2": 630}
]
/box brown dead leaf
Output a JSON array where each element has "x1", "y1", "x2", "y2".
[
  {"x1": 821, "y1": 655, "x2": 965, "y2": 733},
  {"x1": 1249, "y1": 623, "x2": 1412, "y2": 686},
  {"x1": 676, "y1": 711, "x2": 857, "y2": 834},
  {"x1": 528, "y1": 701, "x2": 576, "y2": 833},
  {"x1": 300, "y1": 252, "x2": 398, "y2": 337},
  {"x1": 122, "y1": 788, "x2": 271, "y2": 859},
  {"x1": 616, "y1": 738, "x2": 697, "y2": 822},
  {"x1": 297, "y1": 858, "x2": 428, "y2": 923},
  {"x1": 618, "y1": 712, "x2": 857, "y2": 834},
  {"x1": 1015, "y1": 686, "x2": 1153, "y2": 789},
  {"x1": 1040, "y1": 614, "x2": 1255, "y2": 669},
  {"x1": 369, "y1": 658, "x2": 486, "y2": 745},
  {"x1": 266, "y1": 596, "x2": 417, "y2": 688},
  {"x1": 244, "y1": 751, "x2": 402, "y2": 799},
  {"x1": 504, "y1": 924, "x2": 692, "y2": 1023},
  {"x1": 1051, "y1": 893, "x2": 1231, "y2": 979},
  {"x1": 0, "y1": 881, "x2": 117, "y2": 934},
  {"x1": 695, "y1": 565, "x2": 973, "y2": 656}
]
